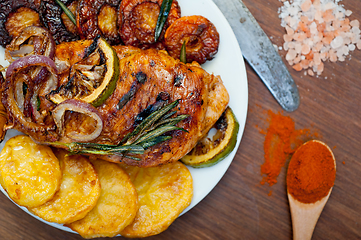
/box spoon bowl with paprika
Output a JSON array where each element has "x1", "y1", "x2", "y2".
[{"x1": 287, "y1": 140, "x2": 336, "y2": 240}]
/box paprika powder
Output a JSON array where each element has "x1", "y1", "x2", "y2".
[
  {"x1": 260, "y1": 110, "x2": 317, "y2": 186},
  {"x1": 287, "y1": 140, "x2": 336, "y2": 204}
]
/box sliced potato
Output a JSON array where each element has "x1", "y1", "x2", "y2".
[
  {"x1": 0, "y1": 135, "x2": 61, "y2": 208},
  {"x1": 120, "y1": 161, "x2": 193, "y2": 238},
  {"x1": 29, "y1": 150, "x2": 100, "y2": 224},
  {"x1": 66, "y1": 159, "x2": 138, "y2": 238}
]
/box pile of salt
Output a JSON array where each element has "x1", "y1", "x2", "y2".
[{"x1": 278, "y1": 0, "x2": 361, "y2": 76}]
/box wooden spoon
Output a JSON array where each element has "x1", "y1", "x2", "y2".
[{"x1": 287, "y1": 140, "x2": 336, "y2": 240}]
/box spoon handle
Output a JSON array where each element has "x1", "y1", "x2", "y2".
[{"x1": 288, "y1": 190, "x2": 332, "y2": 240}]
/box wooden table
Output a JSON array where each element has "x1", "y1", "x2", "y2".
[{"x1": 1, "y1": 0, "x2": 361, "y2": 239}]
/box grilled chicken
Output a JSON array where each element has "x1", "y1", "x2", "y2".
[{"x1": 8, "y1": 40, "x2": 229, "y2": 167}]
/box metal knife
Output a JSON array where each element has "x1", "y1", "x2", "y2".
[{"x1": 213, "y1": 0, "x2": 300, "y2": 112}]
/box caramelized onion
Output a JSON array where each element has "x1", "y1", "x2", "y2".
[
  {"x1": 6, "y1": 55, "x2": 58, "y2": 79},
  {"x1": 52, "y1": 99, "x2": 103, "y2": 142},
  {"x1": 3, "y1": 55, "x2": 59, "y2": 142},
  {"x1": 5, "y1": 26, "x2": 56, "y2": 62}
]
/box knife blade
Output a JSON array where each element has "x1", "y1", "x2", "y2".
[{"x1": 213, "y1": 0, "x2": 300, "y2": 112}]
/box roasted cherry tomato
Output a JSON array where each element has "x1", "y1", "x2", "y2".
[
  {"x1": 40, "y1": 0, "x2": 80, "y2": 44},
  {"x1": 164, "y1": 15, "x2": 219, "y2": 64},
  {"x1": 118, "y1": 0, "x2": 181, "y2": 49},
  {"x1": 77, "y1": 0, "x2": 121, "y2": 45},
  {"x1": 0, "y1": 0, "x2": 42, "y2": 47}
]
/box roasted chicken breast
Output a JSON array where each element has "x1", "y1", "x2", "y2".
[{"x1": 4, "y1": 40, "x2": 229, "y2": 167}]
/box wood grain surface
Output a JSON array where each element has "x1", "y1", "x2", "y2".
[{"x1": 1, "y1": 0, "x2": 361, "y2": 239}]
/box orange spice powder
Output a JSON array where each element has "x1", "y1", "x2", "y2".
[
  {"x1": 287, "y1": 141, "x2": 336, "y2": 203},
  {"x1": 260, "y1": 110, "x2": 319, "y2": 186}
]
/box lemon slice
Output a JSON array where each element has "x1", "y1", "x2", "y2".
[
  {"x1": 50, "y1": 37, "x2": 119, "y2": 107},
  {"x1": 181, "y1": 107, "x2": 239, "y2": 168}
]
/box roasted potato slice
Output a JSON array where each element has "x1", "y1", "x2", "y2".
[
  {"x1": 120, "y1": 161, "x2": 193, "y2": 238},
  {"x1": 66, "y1": 159, "x2": 138, "y2": 238},
  {"x1": 0, "y1": 135, "x2": 61, "y2": 208},
  {"x1": 29, "y1": 150, "x2": 100, "y2": 224}
]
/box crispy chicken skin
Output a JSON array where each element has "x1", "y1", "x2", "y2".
[{"x1": 42, "y1": 41, "x2": 229, "y2": 167}]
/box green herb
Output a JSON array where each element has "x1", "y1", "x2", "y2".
[
  {"x1": 180, "y1": 40, "x2": 187, "y2": 63},
  {"x1": 154, "y1": 0, "x2": 173, "y2": 42},
  {"x1": 50, "y1": 100, "x2": 189, "y2": 161},
  {"x1": 55, "y1": 0, "x2": 76, "y2": 26},
  {"x1": 37, "y1": 96, "x2": 41, "y2": 111}
]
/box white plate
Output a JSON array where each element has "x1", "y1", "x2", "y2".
[{"x1": 0, "y1": 0, "x2": 248, "y2": 234}]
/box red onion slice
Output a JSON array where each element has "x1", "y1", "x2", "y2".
[
  {"x1": 3, "y1": 55, "x2": 59, "y2": 142},
  {"x1": 52, "y1": 99, "x2": 103, "y2": 142},
  {"x1": 6, "y1": 55, "x2": 58, "y2": 80},
  {"x1": 5, "y1": 26, "x2": 56, "y2": 62}
]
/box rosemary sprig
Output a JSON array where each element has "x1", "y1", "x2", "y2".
[
  {"x1": 180, "y1": 40, "x2": 187, "y2": 63},
  {"x1": 50, "y1": 100, "x2": 189, "y2": 161},
  {"x1": 55, "y1": 0, "x2": 77, "y2": 26},
  {"x1": 155, "y1": 0, "x2": 173, "y2": 42}
]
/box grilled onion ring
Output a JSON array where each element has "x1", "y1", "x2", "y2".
[
  {"x1": 5, "y1": 26, "x2": 55, "y2": 62},
  {"x1": 40, "y1": 0, "x2": 80, "y2": 44},
  {"x1": 118, "y1": 0, "x2": 181, "y2": 49},
  {"x1": 52, "y1": 99, "x2": 103, "y2": 142},
  {"x1": 0, "y1": 0, "x2": 41, "y2": 47},
  {"x1": 77, "y1": 0, "x2": 121, "y2": 45},
  {"x1": 3, "y1": 55, "x2": 59, "y2": 142},
  {"x1": 164, "y1": 15, "x2": 219, "y2": 64}
]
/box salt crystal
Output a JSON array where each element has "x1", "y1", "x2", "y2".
[
  {"x1": 301, "y1": 44, "x2": 311, "y2": 54},
  {"x1": 336, "y1": 48, "x2": 344, "y2": 58},
  {"x1": 324, "y1": 2, "x2": 336, "y2": 11},
  {"x1": 350, "y1": 20, "x2": 360, "y2": 28},
  {"x1": 338, "y1": 55, "x2": 345, "y2": 61},
  {"x1": 285, "y1": 25, "x2": 294, "y2": 35},
  {"x1": 335, "y1": 11, "x2": 345, "y2": 20},
  {"x1": 283, "y1": 42, "x2": 289, "y2": 51},
  {"x1": 288, "y1": 6, "x2": 300, "y2": 16},
  {"x1": 288, "y1": 42, "x2": 295, "y2": 49},
  {"x1": 345, "y1": 10, "x2": 352, "y2": 17},
  {"x1": 341, "y1": 45, "x2": 349, "y2": 55},
  {"x1": 310, "y1": 22, "x2": 318, "y2": 35},
  {"x1": 348, "y1": 43, "x2": 356, "y2": 51},
  {"x1": 294, "y1": 42, "x2": 303, "y2": 53},
  {"x1": 314, "y1": 52, "x2": 322, "y2": 65},
  {"x1": 351, "y1": 26, "x2": 361, "y2": 35},
  {"x1": 331, "y1": 36, "x2": 344, "y2": 49},
  {"x1": 301, "y1": 0, "x2": 312, "y2": 12},
  {"x1": 286, "y1": 49, "x2": 297, "y2": 61},
  {"x1": 315, "y1": 10, "x2": 323, "y2": 22}
]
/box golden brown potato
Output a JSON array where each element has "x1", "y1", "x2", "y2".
[
  {"x1": 119, "y1": 161, "x2": 193, "y2": 238},
  {"x1": 0, "y1": 135, "x2": 61, "y2": 208},
  {"x1": 29, "y1": 150, "x2": 100, "y2": 224},
  {"x1": 164, "y1": 15, "x2": 220, "y2": 64},
  {"x1": 65, "y1": 159, "x2": 138, "y2": 238}
]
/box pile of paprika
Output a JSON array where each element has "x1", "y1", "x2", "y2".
[
  {"x1": 260, "y1": 110, "x2": 318, "y2": 186},
  {"x1": 287, "y1": 140, "x2": 336, "y2": 203}
]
